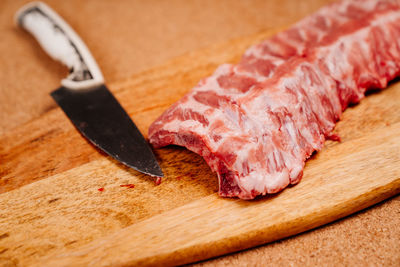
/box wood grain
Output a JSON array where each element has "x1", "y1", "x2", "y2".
[
  {"x1": 6, "y1": 123, "x2": 400, "y2": 267},
  {"x1": 1, "y1": 13, "x2": 400, "y2": 267},
  {"x1": 0, "y1": 30, "x2": 273, "y2": 266}
]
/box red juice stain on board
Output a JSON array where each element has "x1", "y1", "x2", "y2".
[
  {"x1": 98, "y1": 187, "x2": 105, "y2": 192},
  {"x1": 120, "y1": 184, "x2": 135, "y2": 189},
  {"x1": 327, "y1": 133, "x2": 341, "y2": 142}
]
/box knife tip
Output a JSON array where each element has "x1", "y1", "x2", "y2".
[
  {"x1": 124, "y1": 160, "x2": 164, "y2": 178},
  {"x1": 147, "y1": 168, "x2": 164, "y2": 178}
]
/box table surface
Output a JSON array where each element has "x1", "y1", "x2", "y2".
[{"x1": 1, "y1": 0, "x2": 399, "y2": 266}]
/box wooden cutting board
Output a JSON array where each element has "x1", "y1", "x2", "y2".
[{"x1": 1, "y1": 28, "x2": 400, "y2": 266}]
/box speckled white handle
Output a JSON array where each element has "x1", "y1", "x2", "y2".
[{"x1": 15, "y1": 1, "x2": 104, "y2": 90}]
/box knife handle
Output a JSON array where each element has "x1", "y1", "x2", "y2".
[{"x1": 15, "y1": 1, "x2": 104, "y2": 90}]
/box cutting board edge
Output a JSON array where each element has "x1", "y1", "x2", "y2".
[
  {"x1": 122, "y1": 179, "x2": 400, "y2": 267},
  {"x1": 38, "y1": 177, "x2": 400, "y2": 267}
]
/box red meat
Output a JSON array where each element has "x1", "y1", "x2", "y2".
[{"x1": 149, "y1": 0, "x2": 400, "y2": 199}]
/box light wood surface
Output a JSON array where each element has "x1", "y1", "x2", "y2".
[
  {"x1": 39, "y1": 124, "x2": 400, "y2": 266},
  {"x1": 1, "y1": 1, "x2": 399, "y2": 266}
]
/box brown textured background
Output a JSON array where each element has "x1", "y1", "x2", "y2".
[{"x1": 0, "y1": 0, "x2": 399, "y2": 266}]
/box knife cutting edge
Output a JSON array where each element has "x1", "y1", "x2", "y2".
[{"x1": 15, "y1": 1, "x2": 164, "y2": 178}]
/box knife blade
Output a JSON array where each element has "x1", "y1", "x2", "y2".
[{"x1": 16, "y1": 2, "x2": 163, "y2": 178}]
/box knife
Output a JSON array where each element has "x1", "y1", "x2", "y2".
[{"x1": 15, "y1": 2, "x2": 163, "y2": 178}]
